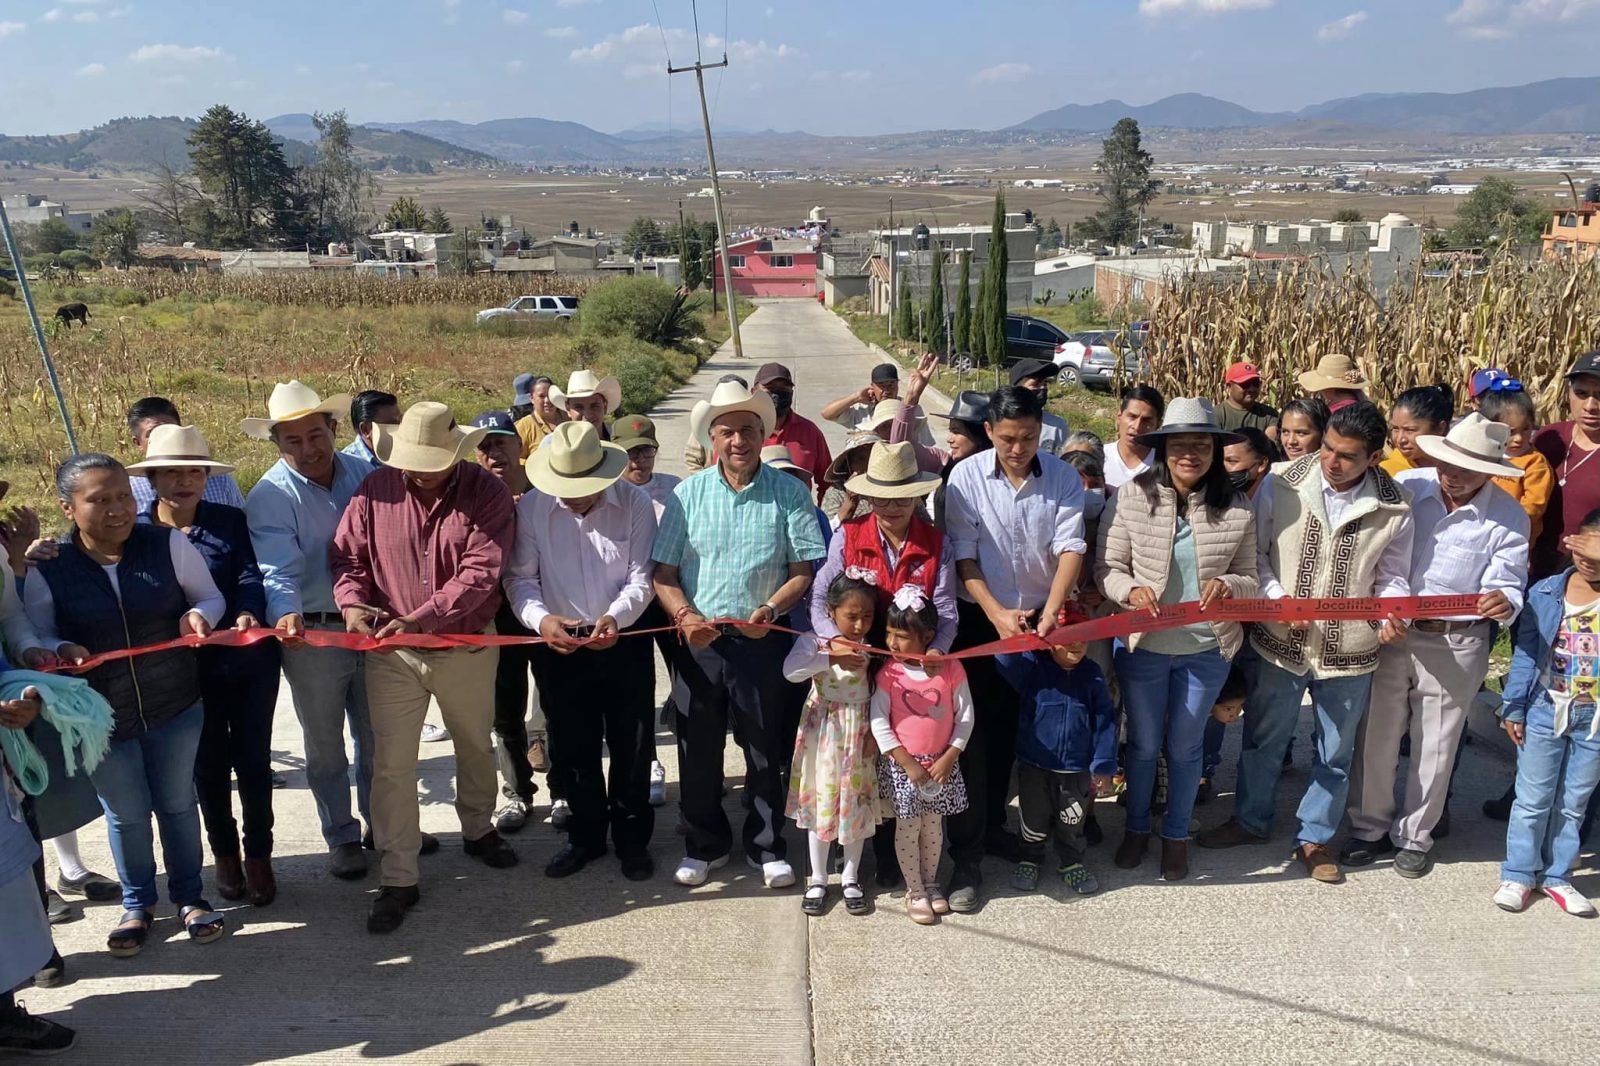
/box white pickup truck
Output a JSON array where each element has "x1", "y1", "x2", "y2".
[{"x1": 475, "y1": 294, "x2": 580, "y2": 324}]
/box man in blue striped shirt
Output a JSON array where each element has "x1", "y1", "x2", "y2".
[{"x1": 126, "y1": 397, "x2": 245, "y2": 512}]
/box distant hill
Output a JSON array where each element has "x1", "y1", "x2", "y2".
[
  {"x1": 264, "y1": 114, "x2": 501, "y2": 170},
  {"x1": 1013, "y1": 93, "x2": 1279, "y2": 132},
  {"x1": 367, "y1": 117, "x2": 627, "y2": 164}
]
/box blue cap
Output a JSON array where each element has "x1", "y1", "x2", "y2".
[
  {"x1": 471, "y1": 410, "x2": 518, "y2": 436},
  {"x1": 1470, "y1": 368, "x2": 1522, "y2": 397}
]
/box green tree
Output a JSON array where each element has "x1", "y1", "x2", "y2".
[
  {"x1": 24, "y1": 218, "x2": 81, "y2": 255},
  {"x1": 382, "y1": 195, "x2": 428, "y2": 231},
  {"x1": 91, "y1": 208, "x2": 142, "y2": 269},
  {"x1": 1078, "y1": 118, "x2": 1161, "y2": 247},
  {"x1": 186, "y1": 104, "x2": 296, "y2": 247},
  {"x1": 306, "y1": 110, "x2": 376, "y2": 244},
  {"x1": 425, "y1": 205, "x2": 452, "y2": 233},
  {"x1": 1331, "y1": 208, "x2": 1364, "y2": 224},
  {"x1": 953, "y1": 249, "x2": 972, "y2": 354},
  {"x1": 924, "y1": 246, "x2": 946, "y2": 353},
  {"x1": 1449, "y1": 177, "x2": 1549, "y2": 247},
  {"x1": 446, "y1": 226, "x2": 481, "y2": 274},
  {"x1": 895, "y1": 271, "x2": 914, "y2": 340},
  {"x1": 1042, "y1": 217, "x2": 1063, "y2": 251},
  {"x1": 979, "y1": 190, "x2": 1009, "y2": 365},
  {"x1": 621, "y1": 216, "x2": 668, "y2": 257}
]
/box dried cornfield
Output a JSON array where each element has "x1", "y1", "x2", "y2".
[
  {"x1": 1141, "y1": 250, "x2": 1600, "y2": 420},
  {"x1": 93, "y1": 269, "x2": 599, "y2": 309}
]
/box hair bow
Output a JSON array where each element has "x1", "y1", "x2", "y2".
[
  {"x1": 844, "y1": 566, "x2": 879, "y2": 586},
  {"x1": 892, "y1": 585, "x2": 928, "y2": 612}
]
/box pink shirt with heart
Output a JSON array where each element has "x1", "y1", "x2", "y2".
[{"x1": 870, "y1": 660, "x2": 975, "y2": 757}]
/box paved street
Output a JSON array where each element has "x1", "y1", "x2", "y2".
[{"x1": 24, "y1": 299, "x2": 1600, "y2": 1064}]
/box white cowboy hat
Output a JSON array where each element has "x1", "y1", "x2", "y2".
[
  {"x1": 549, "y1": 369, "x2": 622, "y2": 415},
  {"x1": 1297, "y1": 353, "x2": 1371, "y2": 394},
  {"x1": 371, "y1": 401, "x2": 486, "y2": 473},
  {"x1": 240, "y1": 380, "x2": 352, "y2": 440},
  {"x1": 526, "y1": 420, "x2": 628, "y2": 498},
  {"x1": 826, "y1": 429, "x2": 883, "y2": 485},
  {"x1": 845, "y1": 441, "x2": 941, "y2": 499},
  {"x1": 1415, "y1": 412, "x2": 1524, "y2": 479},
  {"x1": 864, "y1": 397, "x2": 937, "y2": 447},
  {"x1": 1133, "y1": 397, "x2": 1244, "y2": 447},
  {"x1": 701, "y1": 379, "x2": 776, "y2": 440},
  {"x1": 760, "y1": 443, "x2": 809, "y2": 478},
  {"x1": 127, "y1": 424, "x2": 234, "y2": 474}
]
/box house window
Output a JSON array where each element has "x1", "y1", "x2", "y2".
[
  {"x1": 771, "y1": 254, "x2": 794, "y2": 268},
  {"x1": 728, "y1": 255, "x2": 746, "y2": 268},
  {"x1": 1561, "y1": 213, "x2": 1579, "y2": 228}
]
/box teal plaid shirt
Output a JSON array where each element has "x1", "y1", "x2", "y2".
[{"x1": 652, "y1": 463, "x2": 826, "y2": 620}]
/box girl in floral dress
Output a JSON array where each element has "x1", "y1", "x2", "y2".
[{"x1": 784, "y1": 572, "x2": 880, "y2": 917}]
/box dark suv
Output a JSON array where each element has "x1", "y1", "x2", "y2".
[{"x1": 944, "y1": 314, "x2": 1071, "y2": 372}]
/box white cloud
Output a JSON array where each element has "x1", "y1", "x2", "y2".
[
  {"x1": 0, "y1": 20, "x2": 25, "y2": 37},
  {"x1": 130, "y1": 43, "x2": 228, "y2": 63},
  {"x1": 503, "y1": 8, "x2": 529, "y2": 25},
  {"x1": 571, "y1": 23, "x2": 801, "y2": 66},
  {"x1": 970, "y1": 61, "x2": 1030, "y2": 85},
  {"x1": 1448, "y1": 0, "x2": 1600, "y2": 35},
  {"x1": 841, "y1": 69, "x2": 870, "y2": 82},
  {"x1": 75, "y1": 61, "x2": 105, "y2": 75},
  {"x1": 40, "y1": 9, "x2": 63, "y2": 22},
  {"x1": 73, "y1": 10, "x2": 100, "y2": 21},
  {"x1": 1139, "y1": 0, "x2": 1273, "y2": 14},
  {"x1": 1317, "y1": 10, "x2": 1367, "y2": 40},
  {"x1": 544, "y1": 25, "x2": 576, "y2": 37},
  {"x1": 505, "y1": 58, "x2": 525, "y2": 72},
  {"x1": 556, "y1": 0, "x2": 598, "y2": 6}
]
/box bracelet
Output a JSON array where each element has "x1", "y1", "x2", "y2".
[
  {"x1": 672, "y1": 604, "x2": 698, "y2": 625},
  {"x1": 761, "y1": 601, "x2": 780, "y2": 619}
]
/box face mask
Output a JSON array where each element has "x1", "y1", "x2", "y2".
[
  {"x1": 769, "y1": 390, "x2": 793, "y2": 418},
  {"x1": 1083, "y1": 487, "x2": 1105, "y2": 521},
  {"x1": 1228, "y1": 468, "x2": 1255, "y2": 491},
  {"x1": 1032, "y1": 386, "x2": 1049, "y2": 407}
]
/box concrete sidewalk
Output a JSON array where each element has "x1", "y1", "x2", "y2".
[{"x1": 24, "y1": 299, "x2": 1600, "y2": 1065}]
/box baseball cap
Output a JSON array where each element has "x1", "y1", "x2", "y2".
[
  {"x1": 1224, "y1": 361, "x2": 1261, "y2": 385},
  {"x1": 471, "y1": 410, "x2": 518, "y2": 437},
  {"x1": 1567, "y1": 352, "x2": 1600, "y2": 380},
  {"x1": 613, "y1": 413, "x2": 659, "y2": 451},
  {"x1": 754, "y1": 362, "x2": 794, "y2": 387},
  {"x1": 1009, "y1": 358, "x2": 1061, "y2": 387},
  {"x1": 871, "y1": 362, "x2": 899, "y2": 385},
  {"x1": 512, "y1": 372, "x2": 536, "y2": 405},
  {"x1": 1470, "y1": 368, "x2": 1522, "y2": 396}
]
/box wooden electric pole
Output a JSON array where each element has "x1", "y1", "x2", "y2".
[{"x1": 668, "y1": 53, "x2": 743, "y2": 358}]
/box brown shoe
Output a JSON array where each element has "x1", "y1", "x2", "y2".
[
  {"x1": 244, "y1": 857, "x2": 277, "y2": 907},
  {"x1": 1114, "y1": 830, "x2": 1150, "y2": 869},
  {"x1": 214, "y1": 853, "x2": 246, "y2": 901},
  {"x1": 1161, "y1": 837, "x2": 1189, "y2": 881},
  {"x1": 526, "y1": 737, "x2": 551, "y2": 773},
  {"x1": 1297, "y1": 843, "x2": 1343, "y2": 884},
  {"x1": 1195, "y1": 819, "x2": 1267, "y2": 850}
]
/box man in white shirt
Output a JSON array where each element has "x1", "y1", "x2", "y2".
[
  {"x1": 1197, "y1": 401, "x2": 1415, "y2": 885},
  {"x1": 505, "y1": 421, "x2": 659, "y2": 882},
  {"x1": 819, "y1": 362, "x2": 900, "y2": 431},
  {"x1": 1345, "y1": 414, "x2": 1527, "y2": 878},
  {"x1": 1103, "y1": 386, "x2": 1162, "y2": 489}
]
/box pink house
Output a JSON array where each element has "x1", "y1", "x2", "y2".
[{"x1": 712, "y1": 236, "x2": 818, "y2": 297}]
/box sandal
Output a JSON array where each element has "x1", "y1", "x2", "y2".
[
  {"x1": 801, "y1": 883, "x2": 829, "y2": 917},
  {"x1": 178, "y1": 900, "x2": 227, "y2": 944},
  {"x1": 841, "y1": 881, "x2": 871, "y2": 916},
  {"x1": 107, "y1": 909, "x2": 153, "y2": 957}
]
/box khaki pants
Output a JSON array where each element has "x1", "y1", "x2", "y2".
[
  {"x1": 366, "y1": 642, "x2": 499, "y2": 887},
  {"x1": 1348, "y1": 626, "x2": 1491, "y2": 852}
]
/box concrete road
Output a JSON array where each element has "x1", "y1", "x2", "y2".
[{"x1": 25, "y1": 299, "x2": 1600, "y2": 1065}]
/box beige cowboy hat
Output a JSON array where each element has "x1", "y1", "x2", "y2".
[
  {"x1": 845, "y1": 441, "x2": 941, "y2": 499},
  {"x1": 127, "y1": 424, "x2": 235, "y2": 474},
  {"x1": 526, "y1": 420, "x2": 628, "y2": 497},
  {"x1": 549, "y1": 369, "x2": 622, "y2": 414},
  {"x1": 863, "y1": 397, "x2": 937, "y2": 445},
  {"x1": 240, "y1": 380, "x2": 352, "y2": 440},
  {"x1": 826, "y1": 429, "x2": 882, "y2": 485},
  {"x1": 1297, "y1": 353, "x2": 1370, "y2": 394},
  {"x1": 371, "y1": 401, "x2": 486, "y2": 473},
  {"x1": 760, "y1": 443, "x2": 809, "y2": 478},
  {"x1": 701, "y1": 379, "x2": 777, "y2": 439},
  {"x1": 1415, "y1": 412, "x2": 1525, "y2": 479}
]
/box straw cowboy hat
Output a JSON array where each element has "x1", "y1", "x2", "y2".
[
  {"x1": 240, "y1": 380, "x2": 352, "y2": 440},
  {"x1": 701, "y1": 379, "x2": 777, "y2": 439},
  {"x1": 845, "y1": 441, "x2": 941, "y2": 499},
  {"x1": 1297, "y1": 353, "x2": 1370, "y2": 394},
  {"x1": 760, "y1": 443, "x2": 808, "y2": 478},
  {"x1": 127, "y1": 424, "x2": 234, "y2": 474},
  {"x1": 526, "y1": 420, "x2": 629, "y2": 498},
  {"x1": 371, "y1": 401, "x2": 486, "y2": 473},
  {"x1": 1133, "y1": 397, "x2": 1244, "y2": 447},
  {"x1": 826, "y1": 429, "x2": 883, "y2": 485},
  {"x1": 1415, "y1": 412, "x2": 1525, "y2": 479},
  {"x1": 549, "y1": 369, "x2": 622, "y2": 414}
]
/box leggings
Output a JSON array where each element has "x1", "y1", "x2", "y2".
[{"x1": 895, "y1": 813, "x2": 943, "y2": 898}]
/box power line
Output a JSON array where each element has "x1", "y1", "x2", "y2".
[{"x1": 691, "y1": 0, "x2": 704, "y2": 65}]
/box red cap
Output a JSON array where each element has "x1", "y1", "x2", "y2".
[{"x1": 1224, "y1": 361, "x2": 1261, "y2": 385}]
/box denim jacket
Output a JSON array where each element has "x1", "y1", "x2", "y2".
[{"x1": 1501, "y1": 568, "x2": 1595, "y2": 737}]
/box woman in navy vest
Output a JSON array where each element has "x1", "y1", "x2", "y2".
[
  {"x1": 24, "y1": 454, "x2": 227, "y2": 958},
  {"x1": 133, "y1": 425, "x2": 282, "y2": 908}
]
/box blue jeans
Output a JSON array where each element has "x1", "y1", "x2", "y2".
[
  {"x1": 282, "y1": 637, "x2": 373, "y2": 848},
  {"x1": 1502, "y1": 703, "x2": 1600, "y2": 888},
  {"x1": 88, "y1": 703, "x2": 205, "y2": 911},
  {"x1": 1235, "y1": 660, "x2": 1373, "y2": 845},
  {"x1": 1116, "y1": 645, "x2": 1231, "y2": 840}
]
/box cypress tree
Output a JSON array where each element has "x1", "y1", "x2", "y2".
[
  {"x1": 953, "y1": 250, "x2": 972, "y2": 355},
  {"x1": 925, "y1": 247, "x2": 945, "y2": 353},
  {"x1": 985, "y1": 190, "x2": 1009, "y2": 365},
  {"x1": 895, "y1": 271, "x2": 914, "y2": 341}
]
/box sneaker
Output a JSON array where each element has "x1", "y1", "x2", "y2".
[
  {"x1": 749, "y1": 857, "x2": 796, "y2": 889},
  {"x1": 526, "y1": 737, "x2": 551, "y2": 773},
  {"x1": 420, "y1": 723, "x2": 449, "y2": 743},
  {"x1": 549, "y1": 799, "x2": 572, "y2": 829},
  {"x1": 494, "y1": 797, "x2": 530, "y2": 833},
  {"x1": 0, "y1": 1000, "x2": 76, "y2": 1055},
  {"x1": 1543, "y1": 883, "x2": 1598, "y2": 918},
  {"x1": 44, "y1": 889, "x2": 72, "y2": 925},
  {"x1": 1060, "y1": 862, "x2": 1100, "y2": 895},
  {"x1": 1493, "y1": 880, "x2": 1532, "y2": 912},
  {"x1": 673, "y1": 854, "x2": 729, "y2": 886},
  {"x1": 649, "y1": 761, "x2": 667, "y2": 807},
  {"x1": 1010, "y1": 861, "x2": 1041, "y2": 892}
]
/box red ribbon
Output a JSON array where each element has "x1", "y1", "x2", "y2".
[{"x1": 42, "y1": 595, "x2": 1483, "y2": 673}]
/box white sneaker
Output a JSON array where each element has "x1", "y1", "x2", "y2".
[
  {"x1": 494, "y1": 797, "x2": 529, "y2": 833},
  {"x1": 421, "y1": 723, "x2": 450, "y2": 743},
  {"x1": 549, "y1": 799, "x2": 572, "y2": 829},
  {"x1": 1493, "y1": 880, "x2": 1533, "y2": 913},
  {"x1": 1543, "y1": 883, "x2": 1598, "y2": 917},
  {"x1": 748, "y1": 857, "x2": 796, "y2": 889},
  {"x1": 673, "y1": 854, "x2": 729, "y2": 886},
  {"x1": 649, "y1": 762, "x2": 667, "y2": 807}
]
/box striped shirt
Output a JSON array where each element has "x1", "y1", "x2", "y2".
[
  {"x1": 131, "y1": 472, "x2": 245, "y2": 512},
  {"x1": 652, "y1": 462, "x2": 827, "y2": 620}
]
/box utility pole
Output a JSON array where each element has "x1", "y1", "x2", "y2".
[
  {"x1": 887, "y1": 196, "x2": 895, "y2": 339},
  {"x1": 0, "y1": 198, "x2": 79, "y2": 453},
  {"x1": 668, "y1": 53, "x2": 742, "y2": 357}
]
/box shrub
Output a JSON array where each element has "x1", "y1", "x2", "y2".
[
  {"x1": 109, "y1": 288, "x2": 148, "y2": 307},
  {"x1": 580, "y1": 276, "x2": 703, "y2": 347},
  {"x1": 58, "y1": 250, "x2": 100, "y2": 272},
  {"x1": 611, "y1": 347, "x2": 671, "y2": 415}
]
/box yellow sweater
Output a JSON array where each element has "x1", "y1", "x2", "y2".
[{"x1": 1494, "y1": 451, "x2": 1555, "y2": 542}]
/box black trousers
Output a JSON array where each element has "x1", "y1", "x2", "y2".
[
  {"x1": 493, "y1": 602, "x2": 539, "y2": 803},
  {"x1": 1017, "y1": 764, "x2": 1091, "y2": 865},
  {"x1": 639, "y1": 599, "x2": 680, "y2": 737},
  {"x1": 539, "y1": 625, "x2": 657, "y2": 856},
  {"x1": 194, "y1": 641, "x2": 280, "y2": 859},
  {"x1": 945, "y1": 599, "x2": 1021, "y2": 870},
  {"x1": 673, "y1": 631, "x2": 796, "y2": 864}
]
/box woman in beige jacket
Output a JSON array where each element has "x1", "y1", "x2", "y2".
[{"x1": 1096, "y1": 398, "x2": 1258, "y2": 881}]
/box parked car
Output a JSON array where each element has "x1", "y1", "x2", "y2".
[
  {"x1": 1052, "y1": 330, "x2": 1117, "y2": 386},
  {"x1": 475, "y1": 294, "x2": 580, "y2": 325},
  {"x1": 943, "y1": 314, "x2": 1072, "y2": 373},
  {"x1": 1054, "y1": 327, "x2": 1151, "y2": 390}
]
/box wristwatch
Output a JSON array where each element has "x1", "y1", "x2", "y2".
[{"x1": 761, "y1": 601, "x2": 780, "y2": 620}]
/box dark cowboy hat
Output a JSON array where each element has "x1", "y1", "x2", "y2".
[{"x1": 928, "y1": 390, "x2": 990, "y2": 425}]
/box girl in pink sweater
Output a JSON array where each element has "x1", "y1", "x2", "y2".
[{"x1": 871, "y1": 586, "x2": 975, "y2": 925}]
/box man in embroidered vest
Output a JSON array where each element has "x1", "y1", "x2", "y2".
[{"x1": 1197, "y1": 401, "x2": 1415, "y2": 884}]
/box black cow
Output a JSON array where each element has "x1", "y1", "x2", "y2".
[{"x1": 54, "y1": 303, "x2": 90, "y2": 328}]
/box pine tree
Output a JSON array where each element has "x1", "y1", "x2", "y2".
[
  {"x1": 982, "y1": 191, "x2": 1009, "y2": 365},
  {"x1": 425, "y1": 205, "x2": 453, "y2": 233},
  {"x1": 953, "y1": 250, "x2": 972, "y2": 355},
  {"x1": 895, "y1": 272, "x2": 914, "y2": 341},
  {"x1": 186, "y1": 104, "x2": 296, "y2": 248},
  {"x1": 924, "y1": 246, "x2": 945, "y2": 353},
  {"x1": 1078, "y1": 118, "x2": 1161, "y2": 247},
  {"x1": 382, "y1": 196, "x2": 427, "y2": 231}
]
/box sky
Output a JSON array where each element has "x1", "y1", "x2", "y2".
[{"x1": 2, "y1": 0, "x2": 1599, "y2": 137}]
